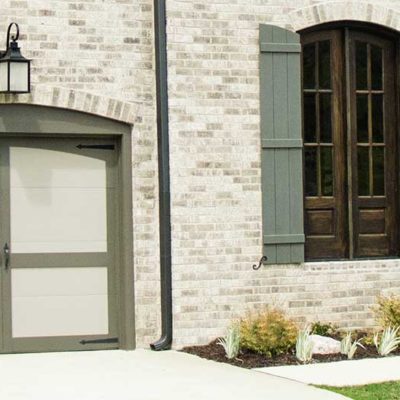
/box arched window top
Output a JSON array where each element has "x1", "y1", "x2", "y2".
[{"x1": 299, "y1": 20, "x2": 399, "y2": 39}]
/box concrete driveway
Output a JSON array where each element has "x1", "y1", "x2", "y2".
[
  {"x1": 257, "y1": 355, "x2": 400, "y2": 386},
  {"x1": 0, "y1": 349, "x2": 349, "y2": 400}
]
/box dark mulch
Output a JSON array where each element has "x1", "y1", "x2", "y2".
[{"x1": 180, "y1": 335, "x2": 400, "y2": 369}]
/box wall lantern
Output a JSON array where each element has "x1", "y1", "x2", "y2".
[{"x1": 0, "y1": 23, "x2": 30, "y2": 93}]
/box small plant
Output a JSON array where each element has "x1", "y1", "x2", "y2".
[
  {"x1": 340, "y1": 332, "x2": 364, "y2": 359},
  {"x1": 340, "y1": 332, "x2": 352, "y2": 355},
  {"x1": 239, "y1": 307, "x2": 298, "y2": 357},
  {"x1": 363, "y1": 331, "x2": 377, "y2": 347},
  {"x1": 311, "y1": 321, "x2": 336, "y2": 337},
  {"x1": 296, "y1": 326, "x2": 313, "y2": 363},
  {"x1": 373, "y1": 295, "x2": 400, "y2": 329},
  {"x1": 374, "y1": 326, "x2": 400, "y2": 356},
  {"x1": 217, "y1": 324, "x2": 240, "y2": 359}
]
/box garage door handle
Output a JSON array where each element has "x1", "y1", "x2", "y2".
[{"x1": 3, "y1": 243, "x2": 9, "y2": 270}]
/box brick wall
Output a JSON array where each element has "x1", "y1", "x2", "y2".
[
  {"x1": 166, "y1": 0, "x2": 400, "y2": 347},
  {"x1": 0, "y1": 0, "x2": 160, "y2": 347}
]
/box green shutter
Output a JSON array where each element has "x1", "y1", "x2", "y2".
[{"x1": 259, "y1": 24, "x2": 305, "y2": 264}]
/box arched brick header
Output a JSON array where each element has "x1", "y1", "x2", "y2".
[
  {"x1": 0, "y1": 85, "x2": 140, "y2": 125},
  {"x1": 288, "y1": 2, "x2": 400, "y2": 32}
]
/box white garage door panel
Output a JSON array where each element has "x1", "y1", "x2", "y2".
[
  {"x1": 11, "y1": 188, "x2": 107, "y2": 253},
  {"x1": 12, "y1": 268, "x2": 109, "y2": 338},
  {"x1": 10, "y1": 147, "x2": 108, "y2": 254},
  {"x1": 12, "y1": 267, "x2": 108, "y2": 297},
  {"x1": 12, "y1": 295, "x2": 109, "y2": 338},
  {"x1": 10, "y1": 146, "x2": 107, "y2": 188}
]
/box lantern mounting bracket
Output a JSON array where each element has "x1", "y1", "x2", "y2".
[
  {"x1": 6, "y1": 22, "x2": 19, "y2": 51},
  {"x1": 0, "y1": 23, "x2": 19, "y2": 59}
]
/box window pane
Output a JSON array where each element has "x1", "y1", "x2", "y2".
[
  {"x1": 305, "y1": 147, "x2": 318, "y2": 196},
  {"x1": 320, "y1": 93, "x2": 332, "y2": 143},
  {"x1": 318, "y1": 40, "x2": 331, "y2": 89},
  {"x1": 358, "y1": 147, "x2": 370, "y2": 196},
  {"x1": 356, "y1": 42, "x2": 368, "y2": 90},
  {"x1": 321, "y1": 147, "x2": 333, "y2": 196},
  {"x1": 357, "y1": 95, "x2": 369, "y2": 143},
  {"x1": 373, "y1": 147, "x2": 385, "y2": 195},
  {"x1": 0, "y1": 63, "x2": 8, "y2": 91},
  {"x1": 372, "y1": 94, "x2": 383, "y2": 143},
  {"x1": 303, "y1": 44, "x2": 316, "y2": 89},
  {"x1": 304, "y1": 94, "x2": 316, "y2": 143},
  {"x1": 371, "y1": 45, "x2": 383, "y2": 90},
  {"x1": 9, "y1": 62, "x2": 29, "y2": 92}
]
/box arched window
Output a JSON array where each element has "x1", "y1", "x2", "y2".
[{"x1": 301, "y1": 24, "x2": 398, "y2": 260}]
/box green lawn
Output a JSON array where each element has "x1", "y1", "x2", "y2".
[{"x1": 319, "y1": 381, "x2": 400, "y2": 400}]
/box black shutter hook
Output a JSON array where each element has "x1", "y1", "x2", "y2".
[{"x1": 252, "y1": 255, "x2": 267, "y2": 270}]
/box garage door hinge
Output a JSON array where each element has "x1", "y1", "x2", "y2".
[
  {"x1": 76, "y1": 144, "x2": 115, "y2": 150},
  {"x1": 80, "y1": 337, "x2": 119, "y2": 345}
]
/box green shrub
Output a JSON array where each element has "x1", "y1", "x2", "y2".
[
  {"x1": 310, "y1": 321, "x2": 336, "y2": 336},
  {"x1": 239, "y1": 307, "x2": 298, "y2": 357},
  {"x1": 373, "y1": 295, "x2": 400, "y2": 329}
]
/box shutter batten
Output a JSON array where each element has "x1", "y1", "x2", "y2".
[
  {"x1": 260, "y1": 43, "x2": 301, "y2": 53},
  {"x1": 259, "y1": 24, "x2": 305, "y2": 264},
  {"x1": 263, "y1": 234, "x2": 305, "y2": 245},
  {"x1": 261, "y1": 139, "x2": 303, "y2": 149}
]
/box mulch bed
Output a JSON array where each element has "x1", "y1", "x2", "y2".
[{"x1": 181, "y1": 336, "x2": 400, "y2": 369}]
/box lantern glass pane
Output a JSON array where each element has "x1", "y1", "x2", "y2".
[
  {"x1": 0, "y1": 62, "x2": 8, "y2": 92},
  {"x1": 9, "y1": 61, "x2": 28, "y2": 92}
]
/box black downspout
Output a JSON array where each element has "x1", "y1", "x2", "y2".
[{"x1": 150, "y1": 0, "x2": 173, "y2": 351}]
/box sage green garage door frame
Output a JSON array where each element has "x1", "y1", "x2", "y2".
[{"x1": 0, "y1": 105, "x2": 135, "y2": 352}]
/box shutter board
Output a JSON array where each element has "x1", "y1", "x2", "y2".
[{"x1": 259, "y1": 24, "x2": 305, "y2": 264}]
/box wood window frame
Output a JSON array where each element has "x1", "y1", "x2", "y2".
[{"x1": 300, "y1": 22, "x2": 400, "y2": 261}]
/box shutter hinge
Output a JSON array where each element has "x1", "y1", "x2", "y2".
[
  {"x1": 80, "y1": 337, "x2": 119, "y2": 345},
  {"x1": 77, "y1": 144, "x2": 115, "y2": 150}
]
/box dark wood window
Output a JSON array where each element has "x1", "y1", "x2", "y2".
[{"x1": 302, "y1": 27, "x2": 398, "y2": 260}]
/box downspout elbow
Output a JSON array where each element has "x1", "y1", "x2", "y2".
[{"x1": 150, "y1": 333, "x2": 172, "y2": 351}]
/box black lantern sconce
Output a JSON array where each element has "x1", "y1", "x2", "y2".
[{"x1": 0, "y1": 23, "x2": 30, "y2": 93}]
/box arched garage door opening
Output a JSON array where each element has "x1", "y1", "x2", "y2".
[{"x1": 0, "y1": 105, "x2": 134, "y2": 353}]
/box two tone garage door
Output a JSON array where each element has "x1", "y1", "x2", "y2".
[
  {"x1": 0, "y1": 138, "x2": 118, "y2": 352},
  {"x1": 0, "y1": 105, "x2": 134, "y2": 353}
]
